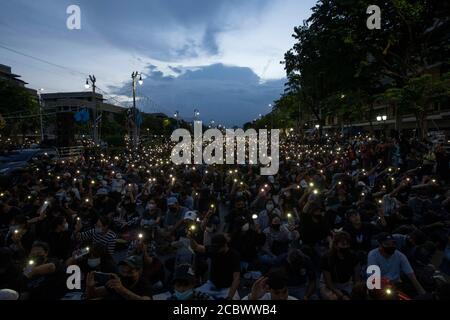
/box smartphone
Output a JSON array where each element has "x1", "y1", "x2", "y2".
[
  {"x1": 74, "y1": 247, "x2": 90, "y2": 259},
  {"x1": 94, "y1": 272, "x2": 112, "y2": 286}
]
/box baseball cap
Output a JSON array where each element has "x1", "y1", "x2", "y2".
[
  {"x1": 118, "y1": 255, "x2": 143, "y2": 270},
  {"x1": 173, "y1": 264, "x2": 196, "y2": 282},
  {"x1": 96, "y1": 188, "x2": 108, "y2": 196},
  {"x1": 183, "y1": 211, "x2": 197, "y2": 221},
  {"x1": 377, "y1": 233, "x2": 396, "y2": 246},
  {"x1": 167, "y1": 197, "x2": 178, "y2": 206}
]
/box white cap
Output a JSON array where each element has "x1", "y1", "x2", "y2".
[
  {"x1": 183, "y1": 211, "x2": 197, "y2": 221},
  {"x1": 0, "y1": 289, "x2": 19, "y2": 300}
]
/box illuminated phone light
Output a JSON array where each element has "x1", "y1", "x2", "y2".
[
  {"x1": 309, "y1": 182, "x2": 314, "y2": 187},
  {"x1": 385, "y1": 288, "x2": 392, "y2": 295},
  {"x1": 338, "y1": 181, "x2": 342, "y2": 185},
  {"x1": 432, "y1": 179, "x2": 436, "y2": 183},
  {"x1": 190, "y1": 225, "x2": 196, "y2": 231},
  {"x1": 234, "y1": 179, "x2": 237, "y2": 183},
  {"x1": 313, "y1": 189, "x2": 319, "y2": 195},
  {"x1": 378, "y1": 199, "x2": 382, "y2": 204},
  {"x1": 28, "y1": 260, "x2": 35, "y2": 266},
  {"x1": 85, "y1": 198, "x2": 90, "y2": 203},
  {"x1": 91, "y1": 180, "x2": 95, "y2": 184},
  {"x1": 252, "y1": 214, "x2": 258, "y2": 220},
  {"x1": 138, "y1": 233, "x2": 143, "y2": 239},
  {"x1": 261, "y1": 188, "x2": 265, "y2": 192},
  {"x1": 14, "y1": 229, "x2": 19, "y2": 234},
  {"x1": 406, "y1": 178, "x2": 410, "y2": 182},
  {"x1": 210, "y1": 204, "x2": 215, "y2": 208},
  {"x1": 76, "y1": 217, "x2": 80, "y2": 221},
  {"x1": 287, "y1": 213, "x2": 292, "y2": 218},
  {"x1": 361, "y1": 192, "x2": 365, "y2": 196}
]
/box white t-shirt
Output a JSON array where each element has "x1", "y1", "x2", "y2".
[{"x1": 242, "y1": 292, "x2": 298, "y2": 300}]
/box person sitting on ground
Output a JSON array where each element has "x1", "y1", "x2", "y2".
[
  {"x1": 85, "y1": 255, "x2": 152, "y2": 300},
  {"x1": 367, "y1": 233, "x2": 426, "y2": 296},
  {"x1": 167, "y1": 264, "x2": 213, "y2": 300},
  {"x1": 243, "y1": 269, "x2": 298, "y2": 300}
]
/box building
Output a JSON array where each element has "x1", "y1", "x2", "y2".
[{"x1": 0, "y1": 64, "x2": 37, "y2": 97}]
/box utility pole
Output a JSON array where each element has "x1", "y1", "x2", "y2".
[
  {"x1": 131, "y1": 71, "x2": 143, "y2": 148},
  {"x1": 85, "y1": 75, "x2": 97, "y2": 145}
]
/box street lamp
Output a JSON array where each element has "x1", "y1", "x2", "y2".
[
  {"x1": 37, "y1": 88, "x2": 45, "y2": 142},
  {"x1": 194, "y1": 109, "x2": 200, "y2": 121}
]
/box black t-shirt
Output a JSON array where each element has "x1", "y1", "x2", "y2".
[
  {"x1": 299, "y1": 213, "x2": 331, "y2": 246},
  {"x1": 230, "y1": 230, "x2": 266, "y2": 262},
  {"x1": 25, "y1": 258, "x2": 66, "y2": 300},
  {"x1": 320, "y1": 251, "x2": 358, "y2": 283},
  {"x1": 0, "y1": 206, "x2": 21, "y2": 228},
  {"x1": 106, "y1": 276, "x2": 152, "y2": 300},
  {"x1": 276, "y1": 253, "x2": 316, "y2": 286},
  {"x1": 343, "y1": 222, "x2": 378, "y2": 252},
  {"x1": 45, "y1": 231, "x2": 73, "y2": 260},
  {"x1": 206, "y1": 247, "x2": 240, "y2": 289}
]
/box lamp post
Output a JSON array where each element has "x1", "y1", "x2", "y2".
[
  {"x1": 37, "y1": 88, "x2": 45, "y2": 142},
  {"x1": 376, "y1": 115, "x2": 387, "y2": 137},
  {"x1": 174, "y1": 110, "x2": 179, "y2": 128},
  {"x1": 131, "y1": 71, "x2": 143, "y2": 148},
  {"x1": 193, "y1": 109, "x2": 200, "y2": 121}
]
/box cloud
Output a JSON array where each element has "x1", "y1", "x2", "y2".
[{"x1": 111, "y1": 63, "x2": 284, "y2": 126}]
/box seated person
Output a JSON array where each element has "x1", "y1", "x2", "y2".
[
  {"x1": 367, "y1": 233, "x2": 426, "y2": 296},
  {"x1": 274, "y1": 249, "x2": 317, "y2": 300},
  {"x1": 190, "y1": 234, "x2": 240, "y2": 300},
  {"x1": 21, "y1": 241, "x2": 65, "y2": 300},
  {"x1": 243, "y1": 269, "x2": 298, "y2": 300},
  {"x1": 320, "y1": 231, "x2": 360, "y2": 300},
  {"x1": 85, "y1": 255, "x2": 152, "y2": 300},
  {"x1": 167, "y1": 264, "x2": 213, "y2": 300},
  {"x1": 74, "y1": 215, "x2": 117, "y2": 256}
]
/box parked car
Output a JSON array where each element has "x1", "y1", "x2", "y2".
[{"x1": 0, "y1": 148, "x2": 59, "y2": 183}]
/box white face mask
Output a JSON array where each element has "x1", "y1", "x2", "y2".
[
  {"x1": 241, "y1": 223, "x2": 250, "y2": 232},
  {"x1": 87, "y1": 258, "x2": 101, "y2": 268},
  {"x1": 266, "y1": 204, "x2": 274, "y2": 211},
  {"x1": 63, "y1": 223, "x2": 69, "y2": 231}
]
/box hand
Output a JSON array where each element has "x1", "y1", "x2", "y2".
[
  {"x1": 250, "y1": 276, "x2": 268, "y2": 300},
  {"x1": 86, "y1": 272, "x2": 96, "y2": 288},
  {"x1": 11, "y1": 230, "x2": 23, "y2": 244},
  {"x1": 74, "y1": 219, "x2": 82, "y2": 232},
  {"x1": 106, "y1": 274, "x2": 126, "y2": 294}
]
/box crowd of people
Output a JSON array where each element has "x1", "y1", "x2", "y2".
[{"x1": 0, "y1": 131, "x2": 450, "y2": 300}]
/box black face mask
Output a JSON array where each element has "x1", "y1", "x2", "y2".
[
  {"x1": 271, "y1": 224, "x2": 281, "y2": 231},
  {"x1": 338, "y1": 247, "x2": 351, "y2": 256},
  {"x1": 169, "y1": 206, "x2": 178, "y2": 213},
  {"x1": 120, "y1": 274, "x2": 136, "y2": 288},
  {"x1": 383, "y1": 246, "x2": 396, "y2": 255}
]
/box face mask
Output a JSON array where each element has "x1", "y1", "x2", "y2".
[
  {"x1": 271, "y1": 224, "x2": 281, "y2": 231},
  {"x1": 383, "y1": 246, "x2": 396, "y2": 256},
  {"x1": 339, "y1": 247, "x2": 351, "y2": 256},
  {"x1": 31, "y1": 255, "x2": 45, "y2": 265},
  {"x1": 241, "y1": 223, "x2": 250, "y2": 232},
  {"x1": 120, "y1": 275, "x2": 136, "y2": 287},
  {"x1": 174, "y1": 289, "x2": 194, "y2": 300},
  {"x1": 63, "y1": 223, "x2": 69, "y2": 231},
  {"x1": 87, "y1": 258, "x2": 101, "y2": 268},
  {"x1": 95, "y1": 227, "x2": 102, "y2": 233},
  {"x1": 266, "y1": 204, "x2": 274, "y2": 211}
]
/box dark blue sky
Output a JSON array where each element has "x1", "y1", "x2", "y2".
[{"x1": 0, "y1": 0, "x2": 315, "y2": 126}]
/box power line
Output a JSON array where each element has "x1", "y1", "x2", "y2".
[{"x1": 0, "y1": 42, "x2": 88, "y2": 77}]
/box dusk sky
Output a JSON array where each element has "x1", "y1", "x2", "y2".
[{"x1": 0, "y1": 0, "x2": 316, "y2": 126}]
